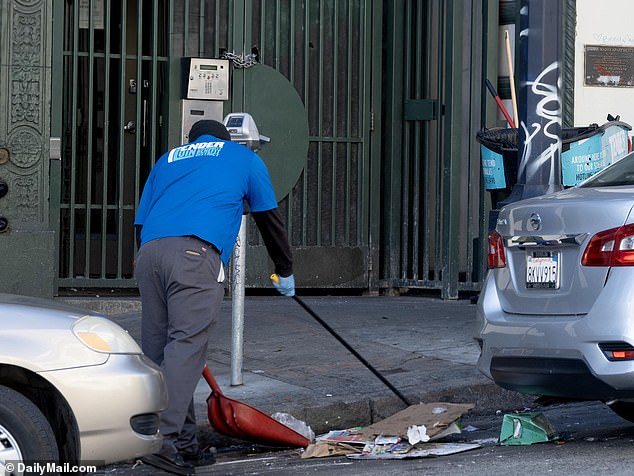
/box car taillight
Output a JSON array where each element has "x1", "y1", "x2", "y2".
[
  {"x1": 582, "y1": 223, "x2": 634, "y2": 266},
  {"x1": 487, "y1": 231, "x2": 506, "y2": 269}
]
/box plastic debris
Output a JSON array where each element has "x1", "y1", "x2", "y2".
[
  {"x1": 271, "y1": 412, "x2": 315, "y2": 442},
  {"x1": 498, "y1": 412, "x2": 559, "y2": 446}
]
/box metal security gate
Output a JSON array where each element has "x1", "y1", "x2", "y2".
[
  {"x1": 54, "y1": 1, "x2": 169, "y2": 287},
  {"x1": 52, "y1": 0, "x2": 487, "y2": 295},
  {"x1": 380, "y1": 0, "x2": 489, "y2": 298},
  {"x1": 52, "y1": 0, "x2": 379, "y2": 290},
  {"x1": 232, "y1": 0, "x2": 381, "y2": 289}
]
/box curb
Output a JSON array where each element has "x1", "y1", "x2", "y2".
[{"x1": 198, "y1": 380, "x2": 536, "y2": 447}]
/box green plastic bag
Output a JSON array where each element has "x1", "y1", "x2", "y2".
[{"x1": 499, "y1": 413, "x2": 558, "y2": 446}]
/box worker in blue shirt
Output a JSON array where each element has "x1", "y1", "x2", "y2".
[{"x1": 134, "y1": 119, "x2": 294, "y2": 475}]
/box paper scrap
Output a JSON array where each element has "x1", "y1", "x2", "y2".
[
  {"x1": 301, "y1": 441, "x2": 360, "y2": 459},
  {"x1": 407, "y1": 425, "x2": 430, "y2": 445},
  {"x1": 316, "y1": 428, "x2": 367, "y2": 445},
  {"x1": 347, "y1": 442, "x2": 481, "y2": 460}
]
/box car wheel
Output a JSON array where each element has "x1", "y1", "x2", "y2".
[
  {"x1": 607, "y1": 400, "x2": 634, "y2": 423},
  {"x1": 0, "y1": 385, "x2": 59, "y2": 472}
]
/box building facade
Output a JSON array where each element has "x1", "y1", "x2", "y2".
[{"x1": 1, "y1": 0, "x2": 547, "y2": 299}]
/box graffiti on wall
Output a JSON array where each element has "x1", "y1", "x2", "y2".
[{"x1": 518, "y1": 61, "x2": 562, "y2": 186}]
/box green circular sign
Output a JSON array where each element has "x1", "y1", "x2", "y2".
[{"x1": 240, "y1": 64, "x2": 309, "y2": 202}]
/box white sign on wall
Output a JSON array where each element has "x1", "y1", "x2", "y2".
[
  {"x1": 79, "y1": 0, "x2": 104, "y2": 30},
  {"x1": 575, "y1": 0, "x2": 634, "y2": 126}
]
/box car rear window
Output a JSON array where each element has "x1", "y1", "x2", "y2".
[{"x1": 579, "y1": 153, "x2": 634, "y2": 187}]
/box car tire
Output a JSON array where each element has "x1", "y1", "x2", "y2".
[
  {"x1": 607, "y1": 400, "x2": 634, "y2": 423},
  {"x1": 0, "y1": 385, "x2": 59, "y2": 469}
]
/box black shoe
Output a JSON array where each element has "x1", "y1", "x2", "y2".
[
  {"x1": 181, "y1": 446, "x2": 217, "y2": 466},
  {"x1": 141, "y1": 452, "x2": 195, "y2": 475}
]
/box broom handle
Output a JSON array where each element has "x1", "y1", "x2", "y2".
[
  {"x1": 504, "y1": 30, "x2": 519, "y2": 128},
  {"x1": 202, "y1": 364, "x2": 224, "y2": 395},
  {"x1": 485, "y1": 79, "x2": 515, "y2": 128},
  {"x1": 285, "y1": 291, "x2": 411, "y2": 407}
]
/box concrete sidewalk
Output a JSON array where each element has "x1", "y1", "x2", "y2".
[{"x1": 60, "y1": 294, "x2": 530, "y2": 443}]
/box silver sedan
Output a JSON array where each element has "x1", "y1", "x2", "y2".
[
  {"x1": 0, "y1": 294, "x2": 167, "y2": 471},
  {"x1": 475, "y1": 152, "x2": 634, "y2": 422}
]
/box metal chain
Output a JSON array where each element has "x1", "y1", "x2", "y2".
[{"x1": 221, "y1": 51, "x2": 259, "y2": 69}]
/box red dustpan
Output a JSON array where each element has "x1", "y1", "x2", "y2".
[{"x1": 202, "y1": 365, "x2": 310, "y2": 447}]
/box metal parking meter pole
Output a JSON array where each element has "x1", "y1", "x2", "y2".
[
  {"x1": 230, "y1": 215, "x2": 247, "y2": 386},
  {"x1": 505, "y1": 0, "x2": 564, "y2": 206},
  {"x1": 225, "y1": 111, "x2": 271, "y2": 387}
]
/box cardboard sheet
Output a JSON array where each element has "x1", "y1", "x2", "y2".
[
  {"x1": 359, "y1": 402, "x2": 474, "y2": 439},
  {"x1": 301, "y1": 440, "x2": 361, "y2": 458}
]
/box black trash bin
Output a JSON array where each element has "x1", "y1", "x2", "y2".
[
  {"x1": 476, "y1": 128, "x2": 518, "y2": 210},
  {"x1": 477, "y1": 120, "x2": 632, "y2": 231},
  {"x1": 477, "y1": 121, "x2": 632, "y2": 206}
]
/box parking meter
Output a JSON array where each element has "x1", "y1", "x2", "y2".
[
  {"x1": 222, "y1": 112, "x2": 271, "y2": 387},
  {"x1": 223, "y1": 113, "x2": 270, "y2": 152}
]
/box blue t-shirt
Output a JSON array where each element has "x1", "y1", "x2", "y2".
[{"x1": 134, "y1": 134, "x2": 278, "y2": 264}]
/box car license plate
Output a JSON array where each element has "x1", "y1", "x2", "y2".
[{"x1": 526, "y1": 252, "x2": 559, "y2": 289}]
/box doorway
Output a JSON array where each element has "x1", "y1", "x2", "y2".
[{"x1": 56, "y1": 0, "x2": 169, "y2": 287}]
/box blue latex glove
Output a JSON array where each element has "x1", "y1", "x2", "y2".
[{"x1": 271, "y1": 274, "x2": 295, "y2": 297}]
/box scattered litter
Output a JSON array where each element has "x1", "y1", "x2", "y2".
[
  {"x1": 316, "y1": 428, "x2": 366, "y2": 444},
  {"x1": 301, "y1": 441, "x2": 360, "y2": 458},
  {"x1": 347, "y1": 442, "x2": 481, "y2": 460},
  {"x1": 471, "y1": 437, "x2": 499, "y2": 445},
  {"x1": 374, "y1": 435, "x2": 400, "y2": 445},
  {"x1": 462, "y1": 425, "x2": 480, "y2": 432},
  {"x1": 498, "y1": 412, "x2": 559, "y2": 446},
  {"x1": 271, "y1": 412, "x2": 315, "y2": 442},
  {"x1": 303, "y1": 402, "x2": 475, "y2": 460}
]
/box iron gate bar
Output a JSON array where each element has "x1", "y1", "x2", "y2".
[
  {"x1": 301, "y1": 1, "x2": 310, "y2": 246},
  {"x1": 331, "y1": 0, "x2": 339, "y2": 244},
  {"x1": 345, "y1": 0, "x2": 353, "y2": 245},
  {"x1": 401, "y1": 0, "x2": 410, "y2": 279},
  {"x1": 317, "y1": 0, "x2": 324, "y2": 247},
  {"x1": 288, "y1": 0, "x2": 298, "y2": 242},
  {"x1": 85, "y1": 1, "x2": 95, "y2": 279},
  {"x1": 68, "y1": 0, "x2": 79, "y2": 281},
  {"x1": 426, "y1": 0, "x2": 437, "y2": 286},
  {"x1": 441, "y1": 0, "x2": 458, "y2": 299},
  {"x1": 413, "y1": 0, "x2": 423, "y2": 282},
  {"x1": 116, "y1": 0, "x2": 128, "y2": 281},
  {"x1": 130, "y1": 0, "x2": 143, "y2": 279},
  {"x1": 101, "y1": 0, "x2": 112, "y2": 279},
  {"x1": 434, "y1": 0, "x2": 444, "y2": 289}
]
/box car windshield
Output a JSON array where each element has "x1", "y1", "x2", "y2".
[{"x1": 579, "y1": 154, "x2": 634, "y2": 188}]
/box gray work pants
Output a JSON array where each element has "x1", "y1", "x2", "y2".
[{"x1": 135, "y1": 236, "x2": 225, "y2": 454}]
